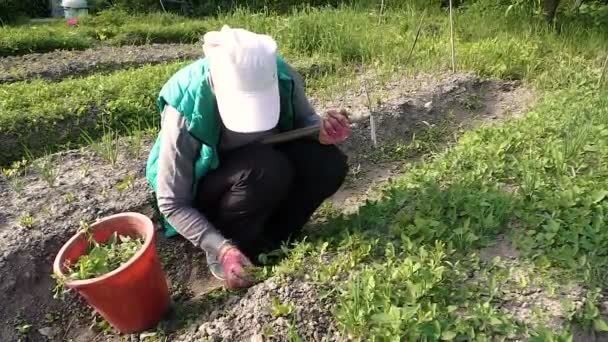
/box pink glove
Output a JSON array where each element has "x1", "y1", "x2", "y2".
[
  {"x1": 219, "y1": 246, "x2": 254, "y2": 289},
  {"x1": 319, "y1": 109, "x2": 352, "y2": 145}
]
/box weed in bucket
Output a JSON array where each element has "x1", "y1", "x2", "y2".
[
  {"x1": 52, "y1": 213, "x2": 171, "y2": 334},
  {"x1": 53, "y1": 221, "x2": 143, "y2": 299}
]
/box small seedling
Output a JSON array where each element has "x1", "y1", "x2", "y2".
[
  {"x1": 270, "y1": 297, "x2": 295, "y2": 318},
  {"x1": 65, "y1": 192, "x2": 76, "y2": 204},
  {"x1": 262, "y1": 325, "x2": 275, "y2": 339},
  {"x1": 116, "y1": 174, "x2": 134, "y2": 192},
  {"x1": 34, "y1": 155, "x2": 60, "y2": 187},
  {"x1": 123, "y1": 120, "x2": 145, "y2": 158},
  {"x1": 19, "y1": 213, "x2": 34, "y2": 228},
  {"x1": 82, "y1": 129, "x2": 119, "y2": 167},
  {"x1": 45, "y1": 312, "x2": 61, "y2": 324},
  {"x1": 348, "y1": 163, "x2": 363, "y2": 182},
  {"x1": 90, "y1": 313, "x2": 113, "y2": 336},
  {"x1": 286, "y1": 320, "x2": 304, "y2": 342},
  {"x1": 127, "y1": 131, "x2": 144, "y2": 158},
  {"x1": 81, "y1": 161, "x2": 91, "y2": 178},
  {"x1": 461, "y1": 94, "x2": 483, "y2": 110},
  {"x1": 25, "y1": 149, "x2": 60, "y2": 187},
  {"x1": 15, "y1": 323, "x2": 32, "y2": 342},
  {"x1": 2, "y1": 158, "x2": 28, "y2": 193}
]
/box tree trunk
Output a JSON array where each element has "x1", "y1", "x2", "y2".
[{"x1": 543, "y1": 0, "x2": 561, "y2": 23}]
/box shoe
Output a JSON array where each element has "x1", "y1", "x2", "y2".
[{"x1": 206, "y1": 251, "x2": 225, "y2": 281}]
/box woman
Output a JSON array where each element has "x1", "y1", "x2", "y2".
[{"x1": 146, "y1": 26, "x2": 352, "y2": 289}]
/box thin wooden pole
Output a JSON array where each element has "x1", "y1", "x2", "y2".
[
  {"x1": 449, "y1": 0, "x2": 456, "y2": 73},
  {"x1": 404, "y1": 10, "x2": 426, "y2": 67},
  {"x1": 363, "y1": 77, "x2": 378, "y2": 148},
  {"x1": 378, "y1": 0, "x2": 386, "y2": 25},
  {"x1": 599, "y1": 54, "x2": 608, "y2": 88}
]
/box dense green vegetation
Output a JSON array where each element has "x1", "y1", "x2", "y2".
[
  {"x1": 0, "y1": 62, "x2": 184, "y2": 164},
  {"x1": 2, "y1": 2, "x2": 607, "y2": 165},
  {"x1": 2, "y1": 0, "x2": 607, "y2": 57},
  {"x1": 294, "y1": 83, "x2": 608, "y2": 339}
]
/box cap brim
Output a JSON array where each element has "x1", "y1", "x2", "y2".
[{"x1": 215, "y1": 82, "x2": 280, "y2": 133}]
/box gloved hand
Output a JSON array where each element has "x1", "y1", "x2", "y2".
[
  {"x1": 319, "y1": 109, "x2": 352, "y2": 145},
  {"x1": 219, "y1": 245, "x2": 255, "y2": 289}
]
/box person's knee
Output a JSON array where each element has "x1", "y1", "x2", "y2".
[{"x1": 238, "y1": 145, "x2": 294, "y2": 204}]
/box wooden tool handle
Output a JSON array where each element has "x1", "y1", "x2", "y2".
[
  {"x1": 259, "y1": 114, "x2": 369, "y2": 145},
  {"x1": 260, "y1": 124, "x2": 321, "y2": 145}
]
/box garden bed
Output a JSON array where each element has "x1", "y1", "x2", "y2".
[
  {"x1": 0, "y1": 43, "x2": 203, "y2": 84},
  {"x1": 0, "y1": 71, "x2": 535, "y2": 341}
]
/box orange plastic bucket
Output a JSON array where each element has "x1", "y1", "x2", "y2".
[{"x1": 53, "y1": 212, "x2": 170, "y2": 334}]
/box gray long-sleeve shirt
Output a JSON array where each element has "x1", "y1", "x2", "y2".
[{"x1": 155, "y1": 62, "x2": 320, "y2": 257}]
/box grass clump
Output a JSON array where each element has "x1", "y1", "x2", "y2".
[{"x1": 1, "y1": 158, "x2": 28, "y2": 192}]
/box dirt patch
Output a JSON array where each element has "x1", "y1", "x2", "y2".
[
  {"x1": 480, "y1": 233, "x2": 520, "y2": 262},
  {"x1": 0, "y1": 71, "x2": 534, "y2": 341},
  {"x1": 0, "y1": 43, "x2": 203, "y2": 84},
  {"x1": 176, "y1": 278, "x2": 341, "y2": 342},
  {"x1": 324, "y1": 71, "x2": 534, "y2": 165}
]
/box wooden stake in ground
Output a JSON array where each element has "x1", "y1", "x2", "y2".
[
  {"x1": 378, "y1": 0, "x2": 386, "y2": 25},
  {"x1": 599, "y1": 54, "x2": 608, "y2": 89},
  {"x1": 449, "y1": 0, "x2": 457, "y2": 72},
  {"x1": 363, "y1": 78, "x2": 378, "y2": 148},
  {"x1": 405, "y1": 10, "x2": 426, "y2": 67}
]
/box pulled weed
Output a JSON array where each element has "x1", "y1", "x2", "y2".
[{"x1": 53, "y1": 221, "x2": 143, "y2": 299}]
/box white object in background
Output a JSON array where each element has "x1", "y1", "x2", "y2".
[
  {"x1": 370, "y1": 113, "x2": 377, "y2": 148},
  {"x1": 61, "y1": 0, "x2": 89, "y2": 19}
]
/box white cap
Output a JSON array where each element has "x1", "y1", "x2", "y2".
[{"x1": 203, "y1": 25, "x2": 280, "y2": 133}]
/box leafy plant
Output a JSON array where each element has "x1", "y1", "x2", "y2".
[
  {"x1": 66, "y1": 231, "x2": 142, "y2": 280},
  {"x1": 270, "y1": 297, "x2": 295, "y2": 318},
  {"x1": 53, "y1": 221, "x2": 143, "y2": 299},
  {"x1": 116, "y1": 174, "x2": 134, "y2": 191},
  {"x1": 19, "y1": 213, "x2": 34, "y2": 228}
]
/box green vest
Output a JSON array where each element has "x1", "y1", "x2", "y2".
[{"x1": 146, "y1": 56, "x2": 296, "y2": 237}]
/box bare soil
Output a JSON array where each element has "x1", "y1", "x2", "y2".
[
  {"x1": 0, "y1": 71, "x2": 536, "y2": 341},
  {"x1": 0, "y1": 43, "x2": 203, "y2": 84}
]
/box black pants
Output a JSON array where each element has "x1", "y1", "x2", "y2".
[{"x1": 195, "y1": 139, "x2": 348, "y2": 261}]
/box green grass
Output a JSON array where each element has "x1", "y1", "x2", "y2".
[
  {"x1": 0, "y1": 9, "x2": 209, "y2": 56},
  {"x1": 0, "y1": 62, "x2": 185, "y2": 165},
  {"x1": 2, "y1": 4, "x2": 607, "y2": 165},
  {"x1": 261, "y1": 78, "x2": 608, "y2": 339}
]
